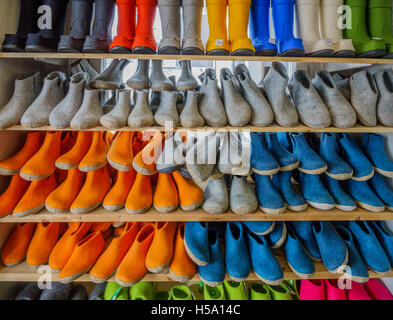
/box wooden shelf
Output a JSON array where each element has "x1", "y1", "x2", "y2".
[{"x1": 1, "y1": 207, "x2": 393, "y2": 223}]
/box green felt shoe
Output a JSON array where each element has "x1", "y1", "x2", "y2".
[
  {"x1": 104, "y1": 282, "x2": 129, "y2": 300},
  {"x1": 267, "y1": 284, "x2": 293, "y2": 300},
  {"x1": 203, "y1": 284, "x2": 226, "y2": 300},
  {"x1": 170, "y1": 285, "x2": 194, "y2": 300},
  {"x1": 223, "y1": 281, "x2": 248, "y2": 300},
  {"x1": 283, "y1": 280, "x2": 299, "y2": 299},
  {"x1": 130, "y1": 282, "x2": 155, "y2": 300},
  {"x1": 249, "y1": 283, "x2": 271, "y2": 300},
  {"x1": 155, "y1": 291, "x2": 172, "y2": 300}
]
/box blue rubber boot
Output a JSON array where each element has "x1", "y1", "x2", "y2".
[
  {"x1": 250, "y1": 132, "x2": 280, "y2": 175},
  {"x1": 184, "y1": 222, "x2": 210, "y2": 266},
  {"x1": 321, "y1": 174, "x2": 357, "y2": 212},
  {"x1": 265, "y1": 133, "x2": 299, "y2": 171},
  {"x1": 242, "y1": 221, "x2": 275, "y2": 235},
  {"x1": 369, "y1": 221, "x2": 393, "y2": 268},
  {"x1": 255, "y1": 173, "x2": 286, "y2": 214},
  {"x1": 319, "y1": 133, "x2": 353, "y2": 180},
  {"x1": 271, "y1": 0, "x2": 305, "y2": 56},
  {"x1": 266, "y1": 221, "x2": 287, "y2": 248},
  {"x1": 342, "y1": 179, "x2": 385, "y2": 212},
  {"x1": 249, "y1": 0, "x2": 277, "y2": 56},
  {"x1": 362, "y1": 133, "x2": 393, "y2": 178},
  {"x1": 368, "y1": 172, "x2": 393, "y2": 211},
  {"x1": 299, "y1": 172, "x2": 334, "y2": 210},
  {"x1": 272, "y1": 171, "x2": 307, "y2": 211},
  {"x1": 292, "y1": 221, "x2": 321, "y2": 261}
]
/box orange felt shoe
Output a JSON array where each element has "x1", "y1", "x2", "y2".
[
  {"x1": 132, "y1": 131, "x2": 164, "y2": 175},
  {"x1": 45, "y1": 168, "x2": 85, "y2": 213},
  {"x1": 107, "y1": 131, "x2": 135, "y2": 171},
  {"x1": 19, "y1": 131, "x2": 62, "y2": 181},
  {"x1": 125, "y1": 173, "x2": 152, "y2": 214},
  {"x1": 61, "y1": 132, "x2": 77, "y2": 154},
  {"x1": 1, "y1": 223, "x2": 36, "y2": 266},
  {"x1": 145, "y1": 222, "x2": 177, "y2": 273},
  {"x1": 0, "y1": 174, "x2": 30, "y2": 217},
  {"x1": 58, "y1": 231, "x2": 105, "y2": 283},
  {"x1": 115, "y1": 224, "x2": 155, "y2": 286},
  {"x1": 12, "y1": 174, "x2": 57, "y2": 217},
  {"x1": 103, "y1": 169, "x2": 137, "y2": 211},
  {"x1": 48, "y1": 222, "x2": 92, "y2": 271},
  {"x1": 172, "y1": 171, "x2": 204, "y2": 211},
  {"x1": 0, "y1": 132, "x2": 43, "y2": 175},
  {"x1": 169, "y1": 223, "x2": 196, "y2": 281},
  {"x1": 26, "y1": 222, "x2": 61, "y2": 267},
  {"x1": 153, "y1": 173, "x2": 179, "y2": 213},
  {"x1": 89, "y1": 222, "x2": 139, "y2": 282},
  {"x1": 70, "y1": 166, "x2": 111, "y2": 214},
  {"x1": 79, "y1": 132, "x2": 110, "y2": 172},
  {"x1": 113, "y1": 225, "x2": 126, "y2": 237}
]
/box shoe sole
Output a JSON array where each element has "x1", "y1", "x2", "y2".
[
  {"x1": 70, "y1": 203, "x2": 101, "y2": 214},
  {"x1": 19, "y1": 172, "x2": 52, "y2": 181},
  {"x1": 125, "y1": 81, "x2": 149, "y2": 90},
  {"x1": 287, "y1": 262, "x2": 314, "y2": 279},
  {"x1": 307, "y1": 201, "x2": 335, "y2": 210},
  {"x1": 325, "y1": 171, "x2": 353, "y2": 180},
  {"x1": 115, "y1": 274, "x2": 146, "y2": 287},
  {"x1": 350, "y1": 169, "x2": 374, "y2": 181},
  {"x1": 259, "y1": 205, "x2": 286, "y2": 215},
  {"x1": 227, "y1": 274, "x2": 248, "y2": 282},
  {"x1": 180, "y1": 199, "x2": 204, "y2": 211},
  {"x1": 13, "y1": 203, "x2": 45, "y2": 217},
  {"x1": 324, "y1": 247, "x2": 349, "y2": 273},
  {"x1": 231, "y1": 206, "x2": 258, "y2": 214},
  {"x1": 58, "y1": 267, "x2": 92, "y2": 284},
  {"x1": 132, "y1": 160, "x2": 155, "y2": 176},
  {"x1": 45, "y1": 204, "x2": 69, "y2": 214},
  {"x1": 270, "y1": 223, "x2": 287, "y2": 249},
  {"x1": 355, "y1": 201, "x2": 385, "y2": 213},
  {"x1": 168, "y1": 269, "x2": 194, "y2": 282},
  {"x1": 335, "y1": 204, "x2": 357, "y2": 212},
  {"x1": 90, "y1": 80, "x2": 121, "y2": 90},
  {"x1": 100, "y1": 119, "x2": 124, "y2": 130},
  {"x1": 202, "y1": 206, "x2": 228, "y2": 214},
  {"x1": 0, "y1": 168, "x2": 19, "y2": 175},
  {"x1": 248, "y1": 221, "x2": 276, "y2": 236},
  {"x1": 125, "y1": 205, "x2": 152, "y2": 214},
  {"x1": 79, "y1": 162, "x2": 107, "y2": 172},
  {"x1": 107, "y1": 157, "x2": 132, "y2": 172},
  {"x1": 298, "y1": 165, "x2": 327, "y2": 175},
  {"x1": 286, "y1": 203, "x2": 308, "y2": 212},
  {"x1": 89, "y1": 272, "x2": 115, "y2": 284},
  {"x1": 102, "y1": 204, "x2": 124, "y2": 212},
  {"x1": 279, "y1": 161, "x2": 299, "y2": 171},
  {"x1": 375, "y1": 167, "x2": 393, "y2": 178},
  {"x1": 153, "y1": 204, "x2": 178, "y2": 213},
  {"x1": 199, "y1": 276, "x2": 224, "y2": 287},
  {"x1": 251, "y1": 167, "x2": 280, "y2": 175},
  {"x1": 183, "y1": 238, "x2": 209, "y2": 266},
  {"x1": 147, "y1": 263, "x2": 170, "y2": 274},
  {"x1": 387, "y1": 206, "x2": 393, "y2": 211},
  {"x1": 253, "y1": 272, "x2": 284, "y2": 286},
  {"x1": 2, "y1": 259, "x2": 26, "y2": 267},
  {"x1": 55, "y1": 162, "x2": 78, "y2": 170}
]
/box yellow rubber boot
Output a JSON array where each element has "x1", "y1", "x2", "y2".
[
  {"x1": 228, "y1": 0, "x2": 255, "y2": 55},
  {"x1": 206, "y1": 0, "x2": 230, "y2": 55}
]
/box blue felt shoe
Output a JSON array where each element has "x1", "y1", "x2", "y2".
[
  {"x1": 184, "y1": 222, "x2": 210, "y2": 266},
  {"x1": 242, "y1": 221, "x2": 275, "y2": 235},
  {"x1": 321, "y1": 174, "x2": 357, "y2": 211},
  {"x1": 284, "y1": 224, "x2": 315, "y2": 278},
  {"x1": 348, "y1": 221, "x2": 391, "y2": 274},
  {"x1": 337, "y1": 133, "x2": 374, "y2": 181},
  {"x1": 255, "y1": 174, "x2": 286, "y2": 214},
  {"x1": 369, "y1": 221, "x2": 393, "y2": 267},
  {"x1": 342, "y1": 179, "x2": 385, "y2": 212},
  {"x1": 335, "y1": 225, "x2": 369, "y2": 283},
  {"x1": 266, "y1": 221, "x2": 287, "y2": 248},
  {"x1": 292, "y1": 221, "x2": 321, "y2": 261},
  {"x1": 247, "y1": 231, "x2": 284, "y2": 285},
  {"x1": 265, "y1": 133, "x2": 299, "y2": 171},
  {"x1": 198, "y1": 228, "x2": 226, "y2": 286},
  {"x1": 273, "y1": 171, "x2": 307, "y2": 211},
  {"x1": 368, "y1": 172, "x2": 393, "y2": 211},
  {"x1": 250, "y1": 133, "x2": 280, "y2": 175},
  {"x1": 362, "y1": 133, "x2": 393, "y2": 178},
  {"x1": 319, "y1": 133, "x2": 353, "y2": 180},
  {"x1": 312, "y1": 221, "x2": 348, "y2": 273},
  {"x1": 225, "y1": 222, "x2": 251, "y2": 281},
  {"x1": 299, "y1": 172, "x2": 335, "y2": 210}
]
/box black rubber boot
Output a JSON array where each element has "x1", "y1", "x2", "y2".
[
  {"x1": 82, "y1": 0, "x2": 115, "y2": 53},
  {"x1": 25, "y1": 0, "x2": 69, "y2": 52},
  {"x1": 2, "y1": 0, "x2": 40, "y2": 52},
  {"x1": 58, "y1": 0, "x2": 94, "y2": 52}
]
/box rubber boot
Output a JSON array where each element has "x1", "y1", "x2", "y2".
[
  {"x1": 249, "y1": 0, "x2": 277, "y2": 56},
  {"x1": 132, "y1": 0, "x2": 157, "y2": 53},
  {"x1": 58, "y1": 0, "x2": 94, "y2": 52},
  {"x1": 25, "y1": 0, "x2": 69, "y2": 52},
  {"x1": 228, "y1": 0, "x2": 255, "y2": 55},
  {"x1": 2, "y1": 0, "x2": 40, "y2": 52},
  {"x1": 158, "y1": 0, "x2": 181, "y2": 54},
  {"x1": 368, "y1": 0, "x2": 393, "y2": 58},
  {"x1": 320, "y1": 0, "x2": 355, "y2": 57},
  {"x1": 295, "y1": 0, "x2": 334, "y2": 56},
  {"x1": 83, "y1": 0, "x2": 115, "y2": 53},
  {"x1": 206, "y1": 0, "x2": 230, "y2": 55},
  {"x1": 343, "y1": 0, "x2": 386, "y2": 57},
  {"x1": 182, "y1": 0, "x2": 204, "y2": 54},
  {"x1": 110, "y1": 0, "x2": 136, "y2": 53},
  {"x1": 271, "y1": 0, "x2": 305, "y2": 56}
]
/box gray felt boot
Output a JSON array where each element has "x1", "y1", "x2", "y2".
[
  {"x1": 312, "y1": 70, "x2": 357, "y2": 128},
  {"x1": 158, "y1": 0, "x2": 181, "y2": 54},
  {"x1": 126, "y1": 60, "x2": 150, "y2": 90},
  {"x1": 176, "y1": 60, "x2": 199, "y2": 91},
  {"x1": 202, "y1": 176, "x2": 229, "y2": 214},
  {"x1": 156, "y1": 131, "x2": 185, "y2": 173},
  {"x1": 220, "y1": 68, "x2": 252, "y2": 127},
  {"x1": 198, "y1": 68, "x2": 227, "y2": 126},
  {"x1": 374, "y1": 69, "x2": 393, "y2": 127},
  {"x1": 150, "y1": 60, "x2": 175, "y2": 91},
  {"x1": 39, "y1": 282, "x2": 72, "y2": 300},
  {"x1": 0, "y1": 72, "x2": 41, "y2": 129},
  {"x1": 288, "y1": 70, "x2": 331, "y2": 128},
  {"x1": 100, "y1": 89, "x2": 131, "y2": 128},
  {"x1": 154, "y1": 90, "x2": 180, "y2": 126},
  {"x1": 91, "y1": 59, "x2": 129, "y2": 89},
  {"x1": 234, "y1": 64, "x2": 274, "y2": 127},
  {"x1": 182, "y1": 0, "x2": 204, "y2": 54},
  {"x1": 150, "y1": 90, "x2": 161, "y2": 113},
  {"x1": 230, "y1": 175, "x2": 258, "y2": 214},
  {"x1": 68, "y1": 284, "x2": 88, "y2": 300},
  {"x1": 262, "y1": 62, "x2": 299, "y2": 127},
  {"x1": 332, "y1": 74, "x2": 351, "y2": 100},
  {"x1": 128, "y1": 89, "x2": 154, "y2": 127},
  {"x1": 180, "y1": 90, "x2": 204, "y2": 128},
  {"x1": 21, "y1": 71, "x2": 66, "y2": 128},
  {"x1": 70, "y1": 88, "x2": 103, "y2": 129},
  {"x1": 49, "y1": 72, "x2": 88, "y2": 129},
  {"x1": 350, "y1": 70, "x2": 378, "y2": 127},
  {"x1": 15, "y1": 283, "x2": 42, "y2": 301}
]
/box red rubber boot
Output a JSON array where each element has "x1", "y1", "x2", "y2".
[{"x1": 132, "y1": 0, "x2": 158, "y2": 53}]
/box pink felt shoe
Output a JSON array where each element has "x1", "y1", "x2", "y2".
[
  {"x1": 364, "y1": 279, "x2": 393, "y2": 300},
  {"x1": 325, "y1": 279, "x2": 347, "y2": 300},
  {"x1": 300, "y1": 280, "x2": 325, "y2": 300},
  {"x1": 347, "y1": 281, "x2": 372, "y2": 300}
]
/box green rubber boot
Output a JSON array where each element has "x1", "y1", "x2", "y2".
[
  {"x1": 104, "y1": 282, "x2": 129, "y2": 300},
  {"x1": 267, "y1": 284, "x2": 293, "y2": 300},
  {"x1": 368, "y1": 0, "x2": 393, "y2": 57},
  {"x1": 203, "y1": 284, "x2": 226, "y2": 300},
  {"x1": 249, "y1": 283, "x2": 271, "y2": 300},
  {"x1": 130, "y1": 282, "x2": 155, "y2": 300},
  {"x1": 343, "y1": 0, "x2": 386, "y2": 57},
  {"x1": 155, "y1": 291, "x2": 173, "y2": 300},
  {"x1": 223, "y1": 281, "x2": 248, "y2": 300},
  {"x1": 170, "y1": 285, "x2": 194, "y2": 300}
]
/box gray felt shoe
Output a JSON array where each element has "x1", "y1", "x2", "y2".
[
  {"x1": 288, "y1": 70, "x2": 331, "y2": 128},
  {"x1": 182, "y1": 0, "x2": 204, "y2": 54},
  {"x1": 49, "y1": 72, "x2": 88, "y2": 129},
  {"x1": 21, "y1": 71, "x2": 66, "y2": 128},
  {"x1": 156, "y1": 131, "x2": 184, "y2": 173},
  {"x1": 262, "y1": 62, "x2": 299, "y2": 127},
  {"x1": 39, "y1": 282, "x2": 72, "y2": 300},
  {"x1": 70, "y1": 88, "x2": 103, "y2": 129},
  {"x1": 234, "y1": 64, "x2": 274, "y2": 127},
  {"x1": 0, "y1": 72, "x2": 41, "y2": 129},
  {"x1": 350, "y1": 70, "x2": 378, "y2": 127},
  {"x1": 373, "y1": 69, "x2": 393, "y2": 127},
  {"x1": 126, "y1": 59, "x2": 150, "y2": 89},
  {"x1": 150, "y1": 90, "x2": 161, "y2": 114},
  {"x1": 220, "y1": 68, "x2": 252, "y2": 127},
  {"x1": 100, "y1": 89, "x2": 131, "y2": 129},
  {"x1": 312, "y1": 70, "x2": 357, "y2": 128},
  {"x1": 158, "y1": 0, "x2": 181, "y2": 54},
  {"x1": 176, "y1": 60, "x2": 199, "y2": 91},
  {"x1": 202, "y1": 177, "x2": 229, "y2": 214},
  {"x1": 154, "y1": 90, "x2": 180, "y2": 126},
  {"x1": 180, "y1": 90, "x2": 204, "y2": 128},
  {"x1": 230, "y1": 175, "x2": 258, "y2": 214},
  {"x1": 150, "y1": 60, "x2": 175, "y2": 91},
  {"x1": 128, "y1": 89, "x2": 154, "y2": 127},
  {"x1": 90, "y1": 59, "x2": 129, "y2": 90},
  {"x1": 332, "y1": 74, "x2": 351, "y2": 100}
]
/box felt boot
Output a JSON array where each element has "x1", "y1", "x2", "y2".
[
  {"x1": 125, "y1": 173, "x2": 153, "y2": 213},
  {"x1": 15, "y1": 283, "x2": 42, "y2": 300},
  {"x1": 132, "y1": 0, "x2": 158, "y2": 53},
  {"x1": 325, "y1": 279, "x2": 347, "y2": 300},
  {"x1": 368, "y1": 172, "x2": 393, "y2": 210},
  {"x1": 100, "y1": 89, "x2": 131, "y2": 129},
  {"x1": 130, "y1": 282, "x2": 155, "y2": 299},
  {"x1": 158, "y1": 0, "x2": 181, "y2": 54},
  {"x1": 154, "y1": 91, "x2": 180, "y2": 126},
  {"x1": 133, "y1": 131, "x2": 164, "y2": 175},
  {"x1": 206, "y1": 0, "x2": 230, "y2": 55},
  {"x1": 230, "y1": 176, "x2": 258, "y2": 214},
  {"x1": 184, "y1": 221, "x2": 210, "y2": 265},
  {"x1": 292, "y1": 221, "x2": 321, "y2": 261},
  {"x1": 176, "y1": 61, "x2": 199, "y2": 91},
  {"x1": 362, "y1": 133, "x2": 393, "y2": 178},
  {"x1": 156, "y1": 132, "x2": 183, "y2": 173},
  {"x1": 321, "y1": 174, "x2": 356, "y2": 211},
  {"x1": 128, "y1": 89, "x2": 154, "y2": 127},
  {"x1": 255, "y1": 174, "x2": 286, "y2": 214},
  {"x1": 265, "y1": 133, "x2": 298, "y2": 171},
  {"x1": 343, "y1": 179, "x2": 385, "y2": 212},
  {"x1": 182, "y1": 0, "x2": 204, "y2": 54},
  {"x1": 369, "y1": 221, "x2": 393, "y2": 268},
  {"x1": 39, "y1": 282, "x2": 72, "y2": 300},
  {"x1": 103, "y1": 169, "x2": 136, "y2": 211},
  {"x1": 153, "y1": 173, "x2": 179, "y2": 212},
  {"x1": 249, "y1": 283, "x2": 272, "y2": 300},
  {"x1": 299, "y1": 172, "x2": 334, "y2": 210},
  {"x1": 126, "y1": 60, "x2": 150, "y2": 89},
  {"x1": 79, "y1": 131, "x2": 110, "y2": 172},
  {"x1": 172, "y1": 170, "x2": 204, "y2": 210},
  {"x1": 91, "y1": 59, "x2": 129, "y2": 90},
  {"x1": 150, "y1": 60, "x2": 175, "y2": 91},
  {"x1": 365, "y1": 279, "x2": 393, "y2": 300},
  {"x1": 69, "y1": 285, "x2": 88, "y2": 300},
  {"x1": 250, "y1": 132, "x2": 279, "y2": 175},
  {"x1": 0, "y1": 175, "x2": 30, "y2": 217},
  {"x1": 202, "y1": 177, "x2": 229, "y2": 214},
  {"x1": 180, "y1": 90, "x2": 204, "y2": 128},
  {"x1": 299, "y1": 280, "x2": 325, "y2": 300},
  {"x1": 373, "y1": 69, "x2": 393, "y2": 127},
  {"x1": 273, "y1": 171, "x2": 307, "y2": 211},
  {"x1": 107, "y1": 131, "x2": 135, "y2": 171},
  {"x1": 70, "y1": 88, "x2": 103, "y2": 130},
  {"x1": 265, "y1": 221, "x2": 287, "y2": 248}
]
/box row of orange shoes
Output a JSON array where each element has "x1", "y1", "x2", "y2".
[{"x1": 1, "y1": 221, "x2": 195, "y2": 285}]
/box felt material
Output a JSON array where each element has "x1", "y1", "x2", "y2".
[
  {"x1": 205, "y1": 0, "x2": 230, "y2": 54},
  {"x1": 347, "y1": 282, "x2": 372, "y2": 300},
  {"x1": 204, "y1": 284, "x2": 226, "y2": 300},
  {"x1": 229, "y1": 176, "x2": 257, "y2": 214},
  {"x1": 368, "y1": 221, "x2": 393, "y2": 267},
  {"x1": 172, "y1": 170, "x2": 203, "y2": 210},
  {"x1": 299, "y1": 172, "x2": 334, "y2": 210},
  {"x1": 273, "y1": 171, "x2": 307, "y2": 211},
  {"x1": 70, "y1": 88, "x2": 103, "y2": 130},
  {"x1": 15, "y1": 283, "x2": 42, "y2": 300},
  {"x1": 39, "y1": 282, "x2": 72, "y2": 300},
  {"x1": 155, "y1": 291, "x2": 172, "y2": 300},
  {"x1": 265, "y1": 133, "x2": 298, "y2": 171},
  {"x1": 249, "y1": 283, "x2": 271, "y2": 300},
  {"x1": 68, "y1": 284, "x2": 88, "y2": 300},
  {"x1": 150, "y1": 60, "x2": 175, "y2": 91},
  {"x1": 126, "y1": 60, "x2": 150, "y2": 89},
  {"x1": 325, "y1": 279, "x2": 347, "y2": 300},
  {"x1": 321, "y1": 174, "x2": 357, "y2": 211},
  {"x1": 100, "y1": 89, "x2": 132, "y2": 129},
  {"x1": 250, "y1": 132, "x2": 279, "y2": 175},
  {"x1": 125, "y1": 173, "x2": 153, "y2": 214},
  {"x1": 369, "y1": 172, "x2": 393, "y2": 209},
  {"x1": 170, "y1": 285, "x2": 194, "y2": 300},
  {"x1": 362, "y1": 133, "x2": 393, "y2": 177},
  {"x1": 176, "y1": 61, "x2": 198, "y2": 91},
  {"x1": 374, "y1": 69, "x2": 393, "y2": 126},
  {"x1": 133, "y1": 132, "x2": 164, "y2": 175},
  {"x1": 128, "y1": 89, "x2": 154, "y2": 127},
  {"x1": 218, "y1": 132, "x2": 250, "y2": 175},
  {"x1": 91, "y1": 59, "x2": 129, "y2": 90},
  {"x1": 266, "y1": 221, "x2": 287, "y2": 249},
  {"x1": 78, "y1": 131, "x2": 111, "y2": 171},
  {"x1": 158, "y1": 0, "x2": 181, "y2": 53},
  {"x1": 299, "y1": 280, "x2": 325, "y2": 300},
  {"x1": 104, "y1": 282, "x2": 129, "y2": 300},
  {"x1": 103, "y1": 169, "x2": 136, "y2": 211},
  {"x1": 224, "y1": 281, "x2": 248, "y2": 300},
  {"x1": 184, "y1": 222, "x2": 210, "y2": 265},
  {"x1": 132, "y1": 0, "x2": 157, "y2": 53},
  {"x1": 364, "y1": 279, "x2": 393, "y2": 300},
  {"x1": 180, "y1": 90, "x2": 204, "y2": 128},
  {"x1": 292, "y1": 221, "x2": 321, "y2": 261},
  {"x1": 343, "y1": 179, "x2": 385, "y2": 212},
  {"x1": 89, "y1": 283, "x2": 106, "y2": 300},
  {"x1": 241, "y1": 221, "x2": 275, "y2": 236},
  {"x1": 255, "y1": 173, "x2": 286, "y2": 214},
  {"x1": 182, "y1": 0, "x2": 204, "y2": 53},
  {"x1": 154, "y1": 90, "x2": 180, "y2": 126},
  {"x1": 268, "y1": 284, "x2": 293, "y2": 300},
  {"x1": 0, "y1": 174, "x2": 30, "y2": 217},
  {"x1": 107, "y1": 131, "x2": 135, "y2": 172},
  {"x1": 130, "y1": 282, "x2": 155, "y2": 300},
  {"x1": 202, "y1": 177, "x2": 229, "y2": 214}
]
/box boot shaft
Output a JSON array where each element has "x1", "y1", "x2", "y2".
[
  {"x1": 135, "y1": 0, "x2": 158, "y2": 37},
  {"x1": 272, "y1": 0, "x2": 297, "y2": 41},
  {"x1": 182, "y1": 0, "x2": 203, "y2": 39},
  {"x1": 228, "y1": 0, "x2": 252, "y2": 41},
  {"x1": 17, "y1": 0, "x2": 41, "y2": 36},
  {"x1": 295, "y1": 0, "x2": 321, "y2": 42},
  {"x1": 367, "y1": 0, "x2": 393, "y2": 41},
  {"x1": 343, "y1": 0, "x2": 369, "y2": 40},
  {"x1": 38, "y1": 0, "x2": 69, "y2": 38},
  {"x1": 320, "y1": 0, "x2": 343, "y2": 42},
  {"x1": 70, "y1": 0, "x2": 94, "y2": 38},
  {"x1": 249, "y1": 0, "x2": 271, "y2": 40},
  {"x1": 91, "y1": 0, "x2": 116, "y2": 39},
  {"x1": 115, "y1": 0, "x2": 136, "y2": 39}
]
